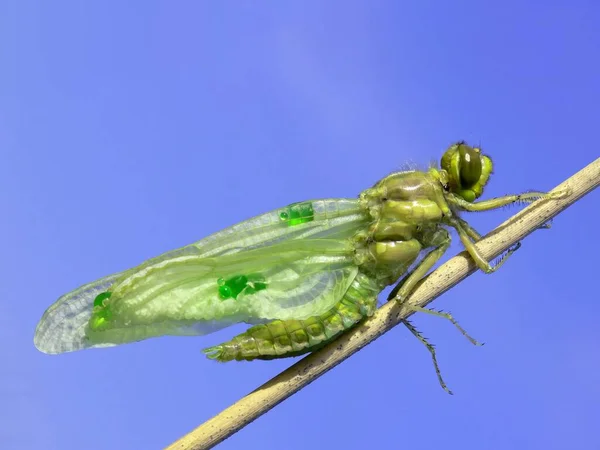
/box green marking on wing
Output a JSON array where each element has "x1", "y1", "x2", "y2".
[
  {"x1": 217, "y1": 274, "x2": 267, "y2": 300},
  {"x1": 93, "y1": 291, "x2": 112, "y2": 308},
  {"x1": 279, "y1": 202, "x2": 314, "y2": 226},
  {"x1": 90, "y1": 291, "x2": 114, "y2": 331}
]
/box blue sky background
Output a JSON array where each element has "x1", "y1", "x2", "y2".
[{"x1": 2, "y1": 2, "x2": 599, "y2": 449}]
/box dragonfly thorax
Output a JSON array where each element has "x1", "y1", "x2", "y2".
[{"x1": 355, "y1": 168, "x2": 452, "y2": 285}]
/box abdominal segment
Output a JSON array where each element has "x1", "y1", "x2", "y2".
[{"x1": 203, "y1": 273, "x2": 379, "y2": 361}]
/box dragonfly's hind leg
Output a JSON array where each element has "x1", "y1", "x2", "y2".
[
  {"x1": 390, "y1": 278, "x2": 481, "y2": 393},
  {"x1": 408, "y1": 306, "x2": 482, "y2": 346},
  {"x1": 385, "y1": 227, "x2": 478, "y2": 341},
  {"x1": 398, "y1": 304, "x2": 480, "y2": 394},
  {"x1": 403, "y1": 320, "x2": 453, "y2": 394},
  {"x1": 386, "y1": 228, "x2": 481, "y2": 393},
  {"x1": 390, "y1": 273, "x2": 482, "y2": 347}
]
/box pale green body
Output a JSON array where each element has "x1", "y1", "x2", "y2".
[{"x1": 35, "y1": 142, "x2": 557, "y2": 388}]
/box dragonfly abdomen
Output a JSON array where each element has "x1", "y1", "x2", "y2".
[{"x1": 203, "y1": 273, "x2": 379, "y2": 361}]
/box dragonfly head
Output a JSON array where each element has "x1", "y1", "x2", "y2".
[{"x1": 439, "y1": 142, "x2": 493, "y2": 202}]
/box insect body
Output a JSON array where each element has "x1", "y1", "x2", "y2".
[{"x1": 34, "y1": 142, "x2": 558, "y2": 391}]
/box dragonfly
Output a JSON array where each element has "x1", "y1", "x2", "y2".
[{"x1": 34, "y1": 142, "x2": 560, "y2": 392}]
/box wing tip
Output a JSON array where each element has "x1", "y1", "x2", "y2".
[
  {"x1": 33, "y1": 293, "x2": 96, "y2": 355},
  {"x1": 33, "y1": 315, "x2": 89, "y2": 355},
  {"x1": 33, "y1": 273, "x2": 124, "y2": 355}
]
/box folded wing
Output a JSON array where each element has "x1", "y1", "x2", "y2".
[{"x1": 34, "y1": 199, "x2": 369, "y2": 354}]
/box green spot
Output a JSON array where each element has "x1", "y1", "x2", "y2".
[
  {"x1": 217, "y1": 274, "x2": 267, "y2": 300},
  {"x1": 93, "y1": 291, "x2": 112, "y2": 308},
  {"x1": 90, "y1": 291, "x2": 113, "y2": 330},
  {"x1": 90, "y1": 315, "x2": 106, "y2": 329},
  {"x1": 279, "y1": 202, "x2": 314, "y2": 226},
  {"x1": 90, "y1": 305, "x2": 112, "y2": 330},
  {"x1": 218, "y1": 285, "x2": 233, "y2": 299}
]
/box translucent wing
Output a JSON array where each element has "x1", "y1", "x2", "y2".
[{"x1": 34, "y1": 199, "x2": 369, "y2": 354}]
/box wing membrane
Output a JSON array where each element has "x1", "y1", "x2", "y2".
[{"x1": 34, "y1": 198, "x2": 369, "y2": 354}]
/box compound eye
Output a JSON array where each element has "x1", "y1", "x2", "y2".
[{"x1": 458, "y1": 145, "x2": 482, "y2": 187}]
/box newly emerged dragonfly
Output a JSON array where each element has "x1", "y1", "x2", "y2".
[{"x1": 34, "y1": 142, "x2": 560, "y2": 392}]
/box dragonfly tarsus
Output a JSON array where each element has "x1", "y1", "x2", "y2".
[{"x1": 489, "y1": 242, "x2": 521, "y2": 272}]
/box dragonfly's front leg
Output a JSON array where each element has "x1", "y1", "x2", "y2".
[
  {"x1": 447, "y1": 189, "x2": 565, "y2": 212},
  {"x1": 447, "y1": 207, "x2": 521, "y2": 275},
  {"x1": 454, "y1": 216, "x2": 522, "y2": 272},
  {"x1": 449, "y1": 216, "x2": 522, "y2": 274},
  {"x1": 450, "y1": 216, "x2": 521, "y2": 273},
  {"x1": 454, "y1": 216, "x2": 482, "y2": 240},
  {"x1": 448, "y1": 190, "x2": 562, "y2": 273}
]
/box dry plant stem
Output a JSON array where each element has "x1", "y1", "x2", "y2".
[{"x1": 166, "y1": 157, "x2": 600, "y2": 450}]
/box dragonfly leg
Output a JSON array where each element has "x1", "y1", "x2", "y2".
[
  {"x1": 456, "y1": 215, "x2": 518, "y2": 269},
  {"x1": 408, "y1": 306, "x2": 482, "y2": 346},
  {"x1": 454, "y1": 216, "x2": 482, "y2": 240},
  {"x1": 447, "y1": 189, "x2": 567, "y2": 212},
  {"x1": 403, "y1": 319, "x2": 453, "y2": 395},
  {"x1": 454, "y1": 215, "x2": 517, "y2": 271},
  {"x1": 455, "y1": 215, "x2": 550, "y2": 270},
  {"x1": 390, "y1": 277, "x2": 482, "y2": 347},
  {"x1": 449, "y1": 217, "x2": 521, "y2": 274},
  {"x1": 449, "y1": 190, "x2": 566, "y2": 271}
]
